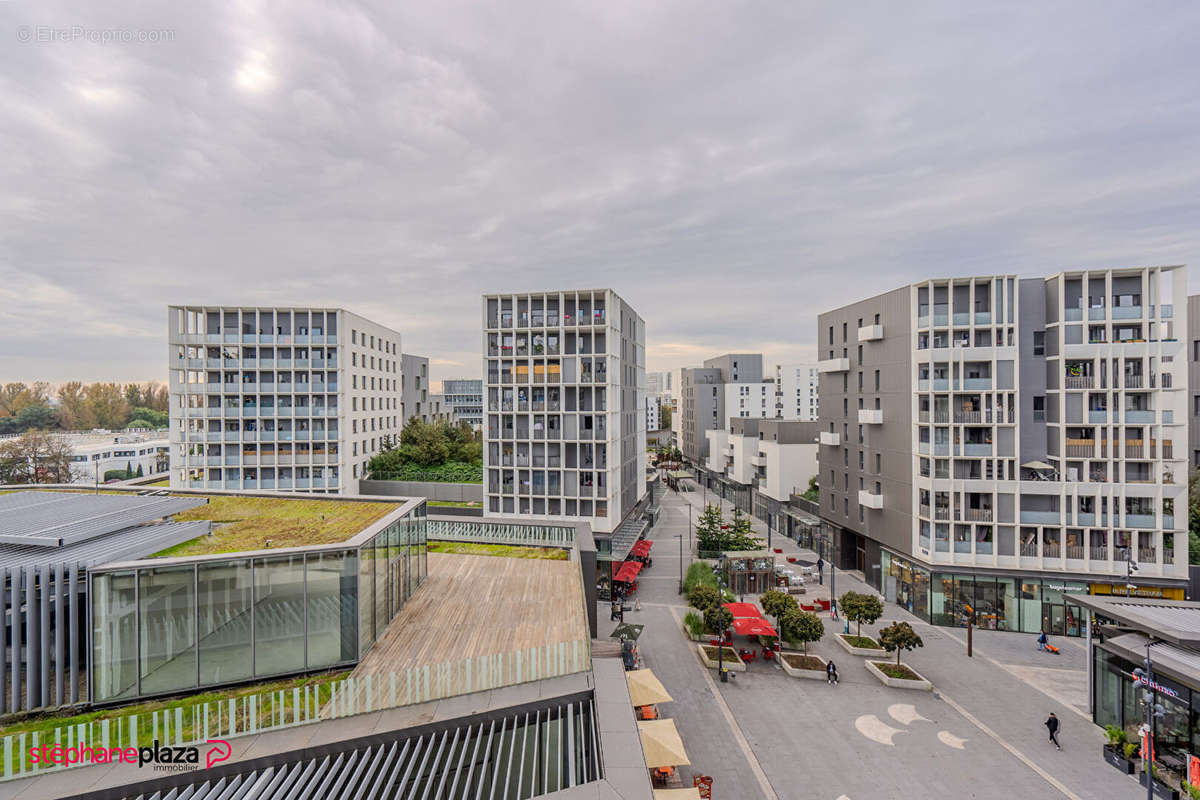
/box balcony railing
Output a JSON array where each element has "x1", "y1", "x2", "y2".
[
  {"x1": 1020, "y1": 541, "x2": 1038, "y2": 557},
  {"x1": 963, "y1": 508, "x2": 993, "y2": 522},
  {"x1": 954, "y1": 411, "x2": 981, "y2": 423},
  {"x1": 1089, "y1": 546, "x2": 1108, "y2": 561},
  {"x1": 1064, "y1": 376, "x2": 1094, "y2": 390},
  {"x1": 1020, "y1": 510, "x2": 1060, "y2": 524},
  {"x1": 1044, "y1": 544, "x2": 1061, "y2": 559},
  {"x1": 1138, "y1": 547, "x2": 1156, "y2": 563},
  {"x1": 1066, "y1": 545, "x2": 1084, "y2": 560}
]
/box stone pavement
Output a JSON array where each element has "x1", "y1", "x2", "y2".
[{"x1": 608, "y1": 485, "x2": 1142, "y2": 800}]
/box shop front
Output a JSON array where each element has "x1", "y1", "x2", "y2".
[{"x1": 879, "y1": 550, "x2": 1090, "y2": 636}]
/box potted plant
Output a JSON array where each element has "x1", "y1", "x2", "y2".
[
  {"x1": 778, "y1": 608, "x2": 826, "y2": 679},
  {"x1": 866, "y1": 622, "x2": 932, "y2": 690},
  {"x1": 1101, "y1": 725, "x2": 1135, "y2": 774},
  {"x1": 1139, "y1": 762, "x2": 1180, "y2": 800}
]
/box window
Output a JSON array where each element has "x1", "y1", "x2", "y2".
[
  {"x1": 1033, "y1": 396, "x2": 1045, "y2": 421},
  {"x1": 842, "y1": 322, "x2": 847, "y2": 341},
  {"x1": 875, "y1": 453, "x2": 881, "y2": 473},
  {"x1": 874, "y1": 370, "x2": 880, "y2": 391},
  {"x1": 874, "y1": 313, "x2": 880, "y2": 324},
  {"x1": 1033, "y1": 331, "x2": 1044, "y2": 356}
]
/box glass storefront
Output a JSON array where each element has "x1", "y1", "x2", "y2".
[
  {"x1": 879, "y1": 550, "x2": 1087, "y2": 637},
  {"x1": 90, "y1": 501, "x2": 427, "y2": 703},
  {"x1": 1094, "y1": 647, "x2": 1194, "y2": 788}
]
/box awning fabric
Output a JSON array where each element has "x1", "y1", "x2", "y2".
[
  {"x1": 630, "y1": 540, "x2": 654, "y2": 556},
  {"x1": 731, "y1": 617, "x2": 777, "y2": 637},
  {"x1": 626, "y1": 669, "x2": 673, "y2": 706},
  {"x1": 723, "y1": 602, "x2": 764, "y2": 619},
  {"x1": 654, "y1": 790, "x2": 701, "y2": 800},
  {"x1": 614, "y1": 560, "x2": 644, "y2": 583},
  {"x1": 638, "y1": 719, "x2": 690, "y2": 768}
]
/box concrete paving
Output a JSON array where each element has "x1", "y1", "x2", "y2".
[{"x1": 612, "y1": 485, "x2": 1143, "y2": 800}]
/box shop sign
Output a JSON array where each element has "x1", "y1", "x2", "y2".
[
  {"x1": 1132, "y1": 674, "x2": 1182, "y2": 700},
  {"x1": 1091, "y1": 583, "x2": 1186, "y2": 600},
  {"x1": 1043, "y1": 582, "x2": 1088, "y2": 593}
]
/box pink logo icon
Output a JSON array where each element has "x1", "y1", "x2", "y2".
[{"x1": 205, "y1": 740, "x2": 232, "y2": 770}]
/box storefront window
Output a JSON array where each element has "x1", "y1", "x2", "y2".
[
  {"x1": 1094, "y1": 648, "x2": 1125, "y2": 733},
  {"x1": 1019, "y1": 581, "x2": 1042, "y2": 633},
  {"x1": 997, "y1": 578, "x2": 1017, "y2": 632},
  {"x1": 931, "y1": 574, "x2": 954, "y2": 626}
]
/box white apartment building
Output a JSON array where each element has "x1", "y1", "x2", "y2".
[
  {"x1": 646, "y1": 394, "x2": 661, "y2": 432},
  {"x1": 725, "y1": 381, "x2": 774, "y2": 419},
  {"x1": 818, "y1": 265, "x2": 1189, "y2": 635},
  {"x1": 168, "y1": 306, "x2": 404, "y2": 495},
  {"x1": 776, "y1": 363, "x2": 819, "y2": 421},
  {"x1": 63, "y1": 431, "x2": 170, "y2": 483},
  {"x1": 706, "y1": 419, "x2": 819, "y2": 503},
  {"x1": 482, "y1": 289, "x2": 646, "y2": 534}
]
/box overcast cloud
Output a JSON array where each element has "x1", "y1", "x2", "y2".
[{"x1": 1, "y1": 2, "x2": 1198, "y2": 386}]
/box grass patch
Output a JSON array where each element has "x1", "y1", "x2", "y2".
[
  {"x1": 781, "y1": 654, "x2": 825, "y2": 671},
  {"x1": 427, "y1": 500, "x2": 482, "y2": 508},
  {"x1": 146, "y1": 479, "x2": 170, "y2": 487},
  {"x1": 871, "y1": 662, "x2": 923, "y2": 681},
  {"x1": 155, "y1": 496, "x2": 398, "y2": 557},
  {"x1": 841, "y1": 634, "x2": 881, "y2": 649},
  {"x1": 427, "y1": 541, "x2": 567, "y2": 560},
  {"x1": 0, "y1": 670, "x2": 348, "y2": 742}
]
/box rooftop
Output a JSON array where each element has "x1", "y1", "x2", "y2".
[
  {"x1": 158, "y1": 494, "x2": 403, "y2": 557},
  {"x1": 1075, "y1": 594, "x2": 1200, "y2": 648}
]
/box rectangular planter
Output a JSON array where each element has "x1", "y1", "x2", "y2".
[
  {"x1": 1138, "y1": 772, "x2": 1179, "y2": 800},
  {"x1": 779, "y1": 653, "x2": 827, "y2": 680},
  {"x1": 696, "y1": 644, "x2": 746, "y2": 671},
  {"x1": 836, "y1": 633, "x2": 889, "y2": 658},
  {"x1": 1101, "y1": 746, "x2": 1135, "y2": 775},
  {"x1": 680, "y1": 620, "x2": 704, "y2": 642},
  {"x1": 865, "y1": 660, "x2": 933, "y2": 691}
]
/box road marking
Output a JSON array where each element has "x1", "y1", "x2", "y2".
[
  {"x1": 935, "y1": 628, "x2": 1091, "y2": 724},
  {"x1": 668, "y1": 606, "x2": 781, "y2": 800},
  {"x1": 937, "y1": 730, "x2": 967, "y2": 750},
  {"x1": 854, "y1": 714, "x2": 905, "y2": 746},
  {"x1": 935, "y1": 688, "x2": 1083, "y2": 800},
  {"x1": 888, "y1": 704, "x2": 929, "y2": 726}
]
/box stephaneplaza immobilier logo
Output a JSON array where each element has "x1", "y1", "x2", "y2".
[{"x1": 30, "y1": 739, "x2": 233, "y2": 772}]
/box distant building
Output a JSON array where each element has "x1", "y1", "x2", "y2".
[
  {"x1": 776, "y1": 363, "x2": 820, "y2": 421},
  {"x1": 400, "y1": 353, "x2": 430, "y2": 424},
  {"x1": 64, "y1": 431, "x2": 170, "y2": 483},
  {"x1": 679, "y1": 354, "x2": 764, "y2": 463},
  {"x1": 646, "y1": 371, "x2": 672, "y2": 396},
  {"x1": 442, "y1": 378, "x2": 484, "y2": 429},
  {"x1": 703, "y1": 418, "x2": 819, "y2": 519}
]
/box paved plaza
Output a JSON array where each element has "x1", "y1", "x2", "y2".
[{"x1": 611, "y1": 484, "x2": 1141, "y2": 800}]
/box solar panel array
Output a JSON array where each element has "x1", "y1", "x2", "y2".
[
  {"x1": 0, "y1": 491, "x2": 207, "y2": 547},
  {"x1": 103, "y1": 698, "x2": 601, "y2": 800}
]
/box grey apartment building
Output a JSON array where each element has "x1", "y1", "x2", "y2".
[
  {"x1": 482, "y1": 289, "x2": 647, "y2": 535},
  {"x1": 442, "y1": 378, "x2": 484, "y2": 429},
  {"x1": 1190, "y1": 294, "x2": 1200, "y2": 469},
  {"x1": 168, "y1": 306, "x2": 404, "y2": 495},
  {"x1": 818, "y1": 265, "x2": 1189, "y2": 637},
  {"x1": 680, "y1": 354, "x2": 763, "y2": 463}
]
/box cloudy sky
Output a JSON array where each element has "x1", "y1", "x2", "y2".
[{"x1": 1, "y1": 2, "x2": 1197, "y2": 388}]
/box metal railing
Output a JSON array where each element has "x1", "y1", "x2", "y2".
[{"x1": 427, "y1": 518, "x2": 576, "y2": 548}]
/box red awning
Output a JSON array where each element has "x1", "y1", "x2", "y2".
[
  {"x1": 630, "y1": 540, "x2": 654, "y2": 557},
  {"x1": 723, "y1": 602, "x2": 765, "y2": 619},
  {"x1": 614, "y1": 560, "x2": 644, "y2": 583},
  {"x1": 731, "y1": 617, "x2": 777, "y2": 637}
]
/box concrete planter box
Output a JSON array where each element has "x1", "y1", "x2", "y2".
[
  {"x1": 779, "y1": 653, "x2": 827, "y2": 680},
  {"x1": 680, "y1": 620, "x2": 704, "y2": 642},
  {"x1": 1138, "y1": 772, "x2": 1179, "y2": 800},
  {"x1": 835, "y1": 633, "x2": 888, "y2": 658},
  {"x1": 696, "y1": 644, "x2": 746, "y2": 671},
  {"x1": 865, "y1": 660, "x2": 932, "y2": 691}
]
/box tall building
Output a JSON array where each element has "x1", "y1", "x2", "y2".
[
  {"x1": 646, "y1": 393, "x2": 661, "y2": 431},
  {"x1": 168, "y1": 305, "x2": 402, "y2": 495},
  {"x1": 679, "y1": 354, "x2": 764, "y2": 463},
  {"x1": 1189, "y1": 294, "x2": 1200, "y2": 469},
  {"x1": 482, "y1": 289, "x2": 646, "y2": 534},
  {"x1": 646, "y1": 371, "x2": 672, "y2": 396},
  {"x1": 776, "y1": 363, "x2": 820, "y2": 421},
  {"x1": 818, "y1": 266, "x2": 1189, "y2": 636},
  {"x1": 400, "y1": 353, "x2": 430, "y2": 423},
  {"x1": 442, "y1": 378, "x2": 484, "y2": 429},
  {"x1": 725, "y1": 381, "x2": 774, "y2": 419}
]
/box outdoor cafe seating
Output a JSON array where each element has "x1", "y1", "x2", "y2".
[{"x1": 639, "y1": 718, "x2": 690, "y2": 788}]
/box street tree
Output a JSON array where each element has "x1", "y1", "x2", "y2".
[{"x1": 878, "y1": 621, "x2": 924, "y2": 666}]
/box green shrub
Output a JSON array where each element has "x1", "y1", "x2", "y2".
[
  {"x1": 878, "y1": 621, "x2": 924, "y2": 665},
  {"x1": 683, "y1": 611, "x2": 704, "y2": 638},
  {"x1": 683, "y1": 561, "x2": 719, "y2": 595},
  {"x1": 840, "y1": 592, "x2": 884, "y2": 637},
  {"x1": 703, "y1": 604, "x2": 734, "y2": 635},
  {"x1": 688, "y1": 585, "x2": 720, "y2": 612}
]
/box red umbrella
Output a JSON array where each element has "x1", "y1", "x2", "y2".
[
  {"x1": 723, "y1": 602, "x2": 765, "y2": 619},
  {"x1": 731, "y1": 617, "x2": 777, "y2": 637},
  {"x1": 614, "y1": 560, "x2": 644, "y2": 583}
]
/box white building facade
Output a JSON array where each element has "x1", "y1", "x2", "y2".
[
  {"x1": 724, "y1": 382, "x2": 774, "y2": 420},
  {"x1": 482, "y1": 289, "x2": 646, "y2": 534},
  {"x1": 64, "y1": 432, "x2": 170, "y2": 483},
  {"x1": 168, "y1": 305, "x2": 403, "y2": 495},
  {"x1": 776, "y1": 363, "x2": 819, "y2": 421}
]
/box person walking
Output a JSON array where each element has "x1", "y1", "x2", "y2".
[
  {"x1": 826, "y1": 660, "x2": 839, "y2": 686},
  {"x1": 816, "y1": 557, "x2": 825, "y2": 586},
  {"x1": 1037, "y1": 630, "x2": 1048, "y2": 652},
  {"x1": 1045, "y1": 713, "x2": 1061, "y2": 750}
]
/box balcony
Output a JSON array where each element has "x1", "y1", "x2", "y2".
[
  {"x1": 1088, "y1": 410, "x2": 1107, "y2": 424},
  {"x1": 974, "y1": 311, "x2": 992, "y2": 325},
  {"x1": 953, "y1": 312, "x2": 970, "y2": 326},
  {"x1": 1064, "y1": 376, "x2": 1094, "y2": 390},
  {"x1": 858, "y1": 489, "x2": 884, "y2": 509},
  {"x1": 1065, "y1": 440, "x2": 1094, "y2": 458},
  {"x1": 750, "y1": 454, "x2": 766, "y2": 467},
  {"x1": 1124, "y1": 410, "x2": 1154, "y2": 424},
  {"x1": 857, "y1": 324, "x2": 884, "y2": 342},
  {"x1": 820, "y1": 431, "x2": 841, "y2": 446},
  {"x1": 1112, "y1": 305, "x2": 1143, "y2": 320},
  {"x1": 963, "y1": 508, "x2": 993, "y2": 522},
  {"x1": 1020, "y1": 510, "x2": 1060, "y2": 525},
  {"x1": 961, "y1": 378, "x2": 992, "y2": 391},
  {"x1": 963, "y1": 443, "x2": 992, "y2": 457},
  {"x1": 1125, "y1": 513, "x2": 1156, "y2": 529},
  {"x1": 1089, "y1": 546, "x2": 1109, "y2": 562},
  {"x1": 858, "y1": 409, "x2": 883, "y2": 424},
  {"x1": 818, "y1": 358, "x2": 850, "y2": 373},
  {"x1": 953, "y1": 411, "x2": 981, "y2": 424}
]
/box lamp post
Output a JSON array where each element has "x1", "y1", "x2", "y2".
[
  {"x1": 1133, "y1": 640, "x2": 1165, "y2": 800},
  {"x1": 678, "y1": 533, "x2": 684, "y2": 594},
  {"x1": 717, "y1": 561, "x2": 728, "y2": 682},
  {"x1": 829, "y1": 523, "x2": 837, "y2": 619}
]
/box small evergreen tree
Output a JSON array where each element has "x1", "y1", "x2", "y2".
[
  {"x1": 878, "y1": 621, "x2": 924, "y2": 665},
  {"x1": 695, "y1": 504, "x2": 725, "y2": 551},
  {"x1": 688, "y1": 584, "x2": 720, "y2": 612},
  {"x1": 703, "y1": 604, "x2": 734, "y2": 636},
  {"x1": 135, "y1": 464, "x2": 144, "y2": 477}
]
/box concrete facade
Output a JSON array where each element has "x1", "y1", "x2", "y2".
[
  {"x1": 706, "y1": 418, "x2": 818, "y2": 503},
  {"x1": 400, "y1": 353, "x2": 430, "y2": 425},
  {"x1": 168, "y1": 305, "x2": 403, "y2": 495},
  {"x1": 680, "y1": 354, "x2": 764, "y2": 464},
  {"x1": 818, "y1": 266, "x2": 1189, "y2": 599},
  {"x1": 441, "y1": 378, "x2": 483, "y2": 429},
  {"x1": 482, "y1": 289, "x2": 646, "y2": 534},
  {"x1": 776, "y1": 362, "x2": 820, "y2": 421},
  {"x1": 1190, "y1": 294, "x2": 1200, "y2": 469}
]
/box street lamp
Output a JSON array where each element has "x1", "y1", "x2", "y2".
[
  {"x1": 1133, "y1": 640, "x2": 1166, "y2": 800},
  {"x1": 717, "y1": 560, "x2": 729, "y2": 682}
]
